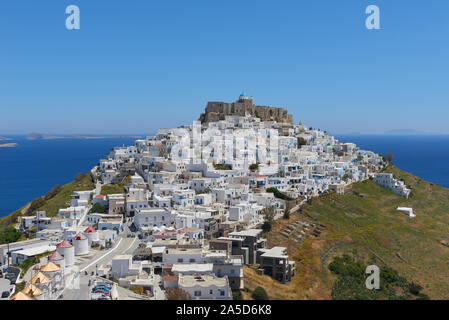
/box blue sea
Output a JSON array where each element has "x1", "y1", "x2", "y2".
[
  {"x1": 1, "y1": 134, "x2": 449, "y2": 218},
  {"x1": 336, "y1": 135, "x2": 449, "y2": 189},
  {"x1": 0, "y1": 136, "x2": 138, "y2": 218}
]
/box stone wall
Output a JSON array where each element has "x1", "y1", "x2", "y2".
[{"x1": 199, "y1": 96, "x2": 293, "y2": 124}]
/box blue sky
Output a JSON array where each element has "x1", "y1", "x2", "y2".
[{"x1": 1, "y1": 0, "x2": 448, "y2": 135}]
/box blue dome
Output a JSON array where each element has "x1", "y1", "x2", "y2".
[{"x1": 239, "y1": 92, "x2": 246, "y2": 97}]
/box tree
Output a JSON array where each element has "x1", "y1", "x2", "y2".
[
  {"x1": 165, "y1": 287, "x2": 192, "y2": 300},
  {"x1": 251, "y1": 286, "x2": 268, "y2": 300},
  {"x1": 261, "y1": 207, "x2": 275, "y2": 233},
  {"x1": 283, "y1": 209, "x2": 290, "y2": 220},
  {"x1": 386, "y1": 153, "x2": 393, "y2": 162}
]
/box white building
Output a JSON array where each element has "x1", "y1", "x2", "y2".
[
  {"x1": 110, "y1": 255, "x2": 142, "y2": 279},
  {"x1": 178, "y1": 274, "x2": 232, "y2": 300},
  {"x1": 373, "y1": 173, "x2": 411, "y2": 198},
  {"x1": 134, "y1": 208, "x2": 174, "y2": 229}
]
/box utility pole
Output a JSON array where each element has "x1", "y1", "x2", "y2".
[{"x1": 7, "y1": 242, "x2": 10, "y2": 269}]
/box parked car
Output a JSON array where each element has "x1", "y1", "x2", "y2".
[
  {"x1": 5, "y1": 274, "x2": 16, "y2": 284},
  {"x1": 93, "y1": 285, "x2": 110, "y2": 291},
  {"x1": 2, "y1": 291, "x2": 10, "y2": 298}
]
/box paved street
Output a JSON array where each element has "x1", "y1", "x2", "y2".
[
  {"x1": 61, "y1": 234, "x2": 140, "y2": 300},
  {"x1": 0, "y1": 278, "x2": 13, "y2": 300}
]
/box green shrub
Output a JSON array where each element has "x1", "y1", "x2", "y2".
[
  {"x1": 249, "y1": 163, "x2": 259, "y2": 172},
  {"x1": 266, "y1": 187, "x2": 293, "y2": 201},
  {"x1": 213, "y1": 163, "x2": 232, "y2": 170},
  {"x1": 409, "y1": 282, "x2": 423, "y2": 295},
  {"x1": 196, "y1": 188, "x2": 211, "y2": 194},
  {"x1": 251, "y1": 286, "x2": 268, "y2": 300},
  {"x1": 328, "y1": 254, "x2": 426, "y2": 300},
  {"x1": 25, "y1": 197, "x2": 46, "y2": 215},
  {"x1": 91, "y1": 202, "x2": 106, "y2": 213},
  {"x1": 0, "y1": 227, "x2": 23, "y2": 244},
  {"x1": 75, "y1": 172, "x2": 87, "y2": 181},
  {"x1": 44, "y1": 185, "x2": 62, "y2": 200},
  {"x1": 232, "y1": 290, "x2": 243, "y2": 300}
]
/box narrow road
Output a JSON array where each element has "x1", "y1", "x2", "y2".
[{"x1": 61, "y1": 235, "x2": 140, "y2": 300}]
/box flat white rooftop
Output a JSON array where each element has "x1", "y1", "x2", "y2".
[
  {"x1": 261, "y1": 246, "x2": 288, "y2": 259},
  {"x1": 14, "y1": 244, "x2": 56, "y2": 257},
  {"x1": 179, "y1": 274, "x2": 228, "y2": 287},
  {"x1": 172, "y1": 263, "x2": 213, "y2": 273},
  {"x1": 229, "y1": 229, "x2": 263, "y2": 237}
]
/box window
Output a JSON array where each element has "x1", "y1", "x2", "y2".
[
  {"x1": 209, "y1": 290, "x2": 213, "y2": 295},
  {"x1": 220, "y1": 290, "x2": 225, "y2": 296},
  {"x1": 189, "y1": 258, "x2": 195, "y2": 263},
  {"x1": 177, "y1": 258, "x2": 183, "y2": 263},
  {"x1": 194, "y1": 291, "x2": 201, "y2": 297}
]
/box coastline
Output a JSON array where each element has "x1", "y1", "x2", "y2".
[
  {"x1": 0, "y1": 171, "x2": 95, "y2": 230},
  {"x1": 26, "y1": 133, "x2": 143, "y2": 140},
  {"x1": 0, "y1": 143, "x2": 18, "y2": 148},
  {"x1": 0, "y1": 136, "x2": 138, "y2": 217}
]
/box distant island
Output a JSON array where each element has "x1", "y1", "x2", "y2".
[
  {"x1": 0, "y1": 136, "x2": 11, "y2": 141},
  {"x1": 26, "y1": 133, "x2": 142, "y2": 140},
  {"x1": 0, "y1": 143, "x2": 18, "y2": 148}
]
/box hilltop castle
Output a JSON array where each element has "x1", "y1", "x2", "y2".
[{"x1": 199, "y1": 94, "x2": 293, "y2": 125}]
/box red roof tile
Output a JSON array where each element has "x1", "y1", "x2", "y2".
[
  {"x1": 73, "y1": 233, "x2": 87, "y2": 240},
  {"x1": 57, "y1": 240, "x2": 73, "y2": 248},
  {"x1": 83, "y1": 226, "x2": 97, "y2": 233},
  {"x1": 162, "y1": 275, "x2": 178, "y2": 282},
  {"x1": 48, "y1": 251, "x2": 64, "y2": 261}
]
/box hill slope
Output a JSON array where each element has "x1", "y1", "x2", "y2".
[
  {"x1": 245, "y1": 166, "x2": 449, "y2": 299},
  {"x1": 0, "y1": 173, "x2": 94, "y2": 232}
]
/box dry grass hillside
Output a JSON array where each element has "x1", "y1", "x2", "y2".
[{"x1": 244, "y1": 166, "x2": 449, "y2": 300}]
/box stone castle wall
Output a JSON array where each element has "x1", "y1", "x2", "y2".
[{"x1": 199, "y1": 97, "x2": 293, "y2": 124}]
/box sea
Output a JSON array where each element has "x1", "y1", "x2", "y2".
[
  {"x1": 0, "y1": 136, "x2": 138, "y2": 218},
  {"x1": 1, "y1": 134, "x2": 449, "y2": 218},
  {"x1": 336, "y1": 135, "x2": 449, "y2": 189}
]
